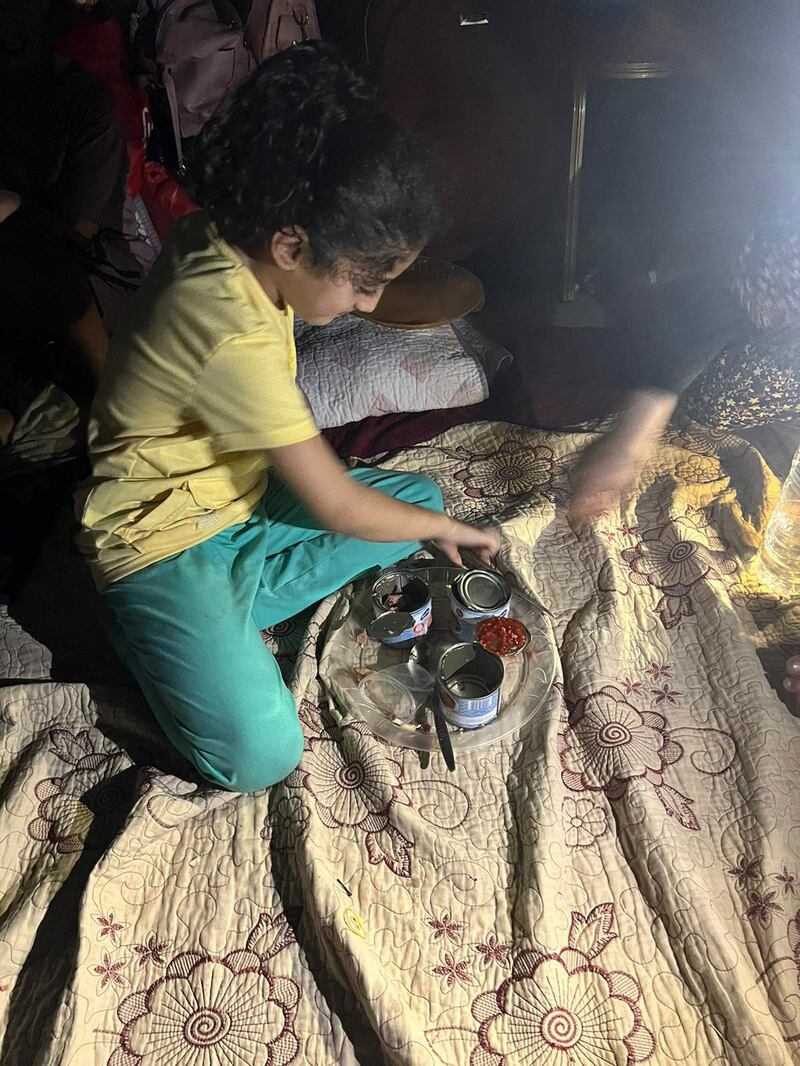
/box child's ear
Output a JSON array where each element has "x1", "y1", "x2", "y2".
[{"x1": 271, "y1": 227, "x2": 308, "y2": 271}]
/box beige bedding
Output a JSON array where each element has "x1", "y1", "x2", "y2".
[{"x1": 1, "y1": 419, "x2": 799, "y2": 1065}]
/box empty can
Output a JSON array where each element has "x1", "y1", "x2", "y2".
[
  {"x1": 449, "y1": 569, "x2": 511, "y2": 640},
  {"x1": 372, "y1": 572, "x2": 432, "y2": 640},
  {"x1": 437, "y1": 642, "x2": 504, "y2": 729}
]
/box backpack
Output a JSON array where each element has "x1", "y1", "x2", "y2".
[
  {"x1": 134, "y1": 0, "x2": 254, "y2": 161},
  {"x1": 134, "y1": 0, "x2": 320, "y2": 162},
  {"x1": 245, "y1": 0, "x2": 321, "y2": 65}
]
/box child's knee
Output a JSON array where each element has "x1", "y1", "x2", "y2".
[{"x1": 200, "y1": 703, "x2": 304, "y2": 793}]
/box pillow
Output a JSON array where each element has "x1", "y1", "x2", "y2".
[{"x1": 295, "y1": 315, "x2": 511, "y2": 429}]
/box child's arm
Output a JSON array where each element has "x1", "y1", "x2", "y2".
[{"x1": 267, "y1": 434, "x2": 500, "y2": 566}]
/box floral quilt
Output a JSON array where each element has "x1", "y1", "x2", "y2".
[{"x1": 0, "y1": 419, "x2": 799, "y2": 1066}]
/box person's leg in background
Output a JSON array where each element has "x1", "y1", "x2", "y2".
[
  {"x1": 104, "y1": 512, "x2": 303, "y2": 793},
  {"x1": 252, "y1": 467, "x2": 444, "y2": 630}
]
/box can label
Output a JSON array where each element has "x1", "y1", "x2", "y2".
[
  {"x1": 449, "y1": 570, "x2": 511, "y2": 641},
  {"x1": 437, "y1": 644, "x2": 503, "y2": 729},
  {"x1": 372, "y1": 573, "x2": 432, "y2": 643}
]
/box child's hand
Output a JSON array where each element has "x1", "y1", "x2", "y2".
[{"x1": 436, "y1": 519, "x2": 502, "y2": 568}]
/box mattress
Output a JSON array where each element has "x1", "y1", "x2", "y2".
[{"x1": 1, "y1": 418, "x2": 799, "y2": 1065}]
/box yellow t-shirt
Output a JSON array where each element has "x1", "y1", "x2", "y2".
[{"x1": 77, "y1": 213, "x2": 319, "y2": 589}]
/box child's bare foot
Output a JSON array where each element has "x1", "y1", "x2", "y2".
[{"x1": 0, "y1": 409, "x2": 14, "y2": 447}]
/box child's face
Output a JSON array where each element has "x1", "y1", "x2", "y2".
[{"x1": 268, "y1": 230, "x2": 418, "y2": 325}]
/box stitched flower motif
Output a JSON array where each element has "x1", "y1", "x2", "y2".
[
  {"x1": 110, "y1": 913, "x2": 300, "y2": 1066},
  {"x1": 287, "y1": 723, "x2": 405, "y2": 829},
  {"x1": 562, "y1": 798, "x2": 608, "y2": 849},
  {"x1": 454, "y1": 441, "x2": 561, "y2": 500},
  {"x1": 95, "y1": 913, "x2": 125, "y2": 945},
  {"x1": 432, "y1": 952, "x2": 475, "y2": 992},
  {"x1": 560, "y1": 689, "x2": 673, "y2": 797},
  {"x1": 468, "y1": 904, "x2": 654, "y2": 1066},
  {"x1": 262, "y1": 795, "x2": 310, "y2": 852},
  {"x1": 727, "y1": 854, "x2": 762, "y2": 890},
  {"x1": 745, "y1": 890, "x2": 784, "y2": 929},
  {"x1": 475, "y1": 936, "x2": 512, "y2": 970},
  {"x1": 776, "y1": 868, "x2": 797, "y2": 896},
  {"x1": 427, "y1": 912, "x2": 463, "y2": 945},
  {"x1": 27, "y1": 729, "x2": 130, "y2": 854},
  {"x1": 621, "y1": 517, "x2": 736, "y2": 627},
  {"x1": 130, "y1": 933, "x2": 169, "y2": 969},
  {"x1": 94, "y1": 952, "x2": 125, "y2": 994}
]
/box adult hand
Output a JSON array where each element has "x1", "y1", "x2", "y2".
[
  {"x1": 569, "y1": 389, "x2": 677, "y2": 525},
  {"x1": 436, "y1": 518, "x2": 502, "y2": 568},
  {"x1": 569, "y1": 432, "x2": 647, "y2": 523}
]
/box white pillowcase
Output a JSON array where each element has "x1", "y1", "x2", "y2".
[{"x1": 295, "y1": 316, "x2": 511, "y2": 429}]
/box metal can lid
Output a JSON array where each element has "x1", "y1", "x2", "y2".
[
  {"x1": 455, "y1": 570, "x2": 510, "y2": 611},
  {"x1": 367, "y1": 611, "x2": 415, "y2": 641}
]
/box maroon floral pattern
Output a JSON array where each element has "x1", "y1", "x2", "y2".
[
  {"x1": 776, "y1": 868, "x2": 798, "y2": 896},
  {"x1": 475, "y1": 936, "x2": 512, "y2": 970},
  {"x1": 432, "y1": 952, "x2": 476, "y2": 992},
  {"x1": 27, "y1": 729, "x2": 130, "y2": 854},
  {"x1": 438, "y1": 904, "x2": 655, "y2": 1065},
  {"x1": 727, "y1": 854, "x2": 762, "y2": 889},
  {"x1": 560, "y1": 686, "x2": 681, "y2": 800},
  {"x1": 454, "y1": 441, "x2": 557, "y2": 498},
  {"x1": 287, "y1": 720, "x2": 467, "y2": 878},
  {"x1": 559, "y1": 683, "x2": 735, "y2": 830},
  {"x1": 109, "y1": 913, "x2": 300, "y2": 1066},
  {"x1": 130, "y1": 933, "x2": 169, "y2": 969},
  {"x1": 448, "y1": 440, "x2": 567, "y2": 506},
  {"x1": 745, "y1": 890, "x2": 784, "y2": 929},
  {"x1": 1, "y1": 419, "x2": 798, "y2": 1066},
  {"x1": 95, "y1": 913, "x2": 125, "y2": 945},
  {"x1": 428, "y1": 912, "x2": 463, "y2": 945},
  {"x1": 621, "y1": 516, "x2": 737, "y2": 628},
  {"x1": 95, "y1": 952, "x2": 126, "y2": 994},
  {"x1": 650, "y1": 682, "x2": 682, "y2": 706}
]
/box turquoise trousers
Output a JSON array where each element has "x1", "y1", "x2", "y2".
[{"x1": 105, "y1": 467, "x2": 443, "y2": 792}]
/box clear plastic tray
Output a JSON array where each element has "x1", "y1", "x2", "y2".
[{"x1": 320, "y1": 565, "x2": 558, "y2": 751}]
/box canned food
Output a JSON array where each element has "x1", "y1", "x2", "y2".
[
  {"x1": 372, "y1": 573, "x2": 432, "y2": 639},
  {"x1": 475, "y1": 616, "x2": 530, "y2": 657},
  {"x1": 367, "y1": 611, "x2": 418, "y2": 647},
  {"x1": 437, "y1": 643, "x2": 504, "y2": 729},
  {"x1": 449, "y1": 569, "x2": 511, "y2": 640}
]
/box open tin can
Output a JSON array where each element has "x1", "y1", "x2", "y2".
[
  {"x1": 371, "y1": 572, "x2": 432, "y2": 645},
  {"x1": 437, "y1": 643, "x2": 504, "y2": 729},
  {"x1": 449, "y1": 569, "x2": 511, "y2": 640}
]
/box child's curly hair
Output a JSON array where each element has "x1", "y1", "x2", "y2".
[{"x1": 187, "y1": 41, "x2": 442, "y2": 287}]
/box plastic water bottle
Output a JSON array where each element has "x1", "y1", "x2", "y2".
[{"x1": 761, "y1": 444, "x2": 800, "y2": 595}]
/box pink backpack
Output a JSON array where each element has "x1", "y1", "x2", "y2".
[{"x1": 134, "y1": 0, "x2": 320, "y2": 161}]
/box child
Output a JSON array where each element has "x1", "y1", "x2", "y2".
[{"x1": 77, "y1": 43, "x2": 500, "y2": 792}]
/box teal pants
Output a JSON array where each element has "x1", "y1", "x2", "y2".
[{"x1": 105, "y1": 468, "x2": 443, "y2": 792}]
